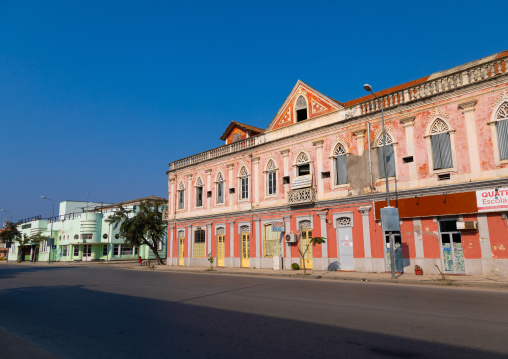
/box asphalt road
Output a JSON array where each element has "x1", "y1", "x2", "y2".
[{"x1": 0, "y1": 265, "x2": 507, "y2": 359}]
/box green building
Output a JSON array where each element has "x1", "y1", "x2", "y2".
[{"x1": 7, "y1": 196, "x2": 167, "y2": 263}]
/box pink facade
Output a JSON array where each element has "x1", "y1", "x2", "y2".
[{"x1": 166, "y1": 51, "x2": 508, "y2": 276}]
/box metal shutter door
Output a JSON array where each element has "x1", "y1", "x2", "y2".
[{"x1": 336, "y1": 155, "x2": 348, "y2": 185}]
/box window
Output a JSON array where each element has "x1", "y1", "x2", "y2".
[
  {"x1": 196, "y1": 177, "x2": 203, "y2": 207},
  {"x1": 266, "y1": 160, "x2": 277, "y2": 196},
  {"x1": 193, "y1": 229, "x2": 205, "y2": 258},
  {"x1": 264, "y1": 224, "x2": 281, "y2": 257},
  {"x1": 333, "y1": 143, "x2": 348, "y2": 185},
  {"x1": 216, "y1": 172, "x2": 224, "y2": 204},
  {"x1": 74, "y1": 235, "x2": 79, "y2": 240},
  {"x1": 377, "y1": 134, "x2": 396, "y2": 178},
  {"x1": 296, "y1": 152, "x2": 311, "y2": 176},
  {"x1": 102, "y1": 234, "x2": 108, "y2": 239},
  {"x1": 81, "y1": 234, "x2": 93, "y2": 240},
  {"x1": 41, "y1": 240, "x2": 47, "y2": 253},
  {"x1": 115, "y1": 233, "x2": 120, "y2": 239},
  {"x1": 61, "y1": 245, "x2": 69, "y2": 257},
  {"x1": 296, "y1": 96, "x2": 308, "y2": 122},
  {"x1": 102, "y1": 244, "x2": 108, "y2": 256},
  {"x1": 232, "y1": 132, "x2": 241, "y2": 142},
  {"x1": 178, "y1": 181, "x2": 185, "y2": 209},
  {"x1": 496, "y1": 102, "x2": 508, "y2": 160},
  {"x1": 74, "y1": 245, "x2": 80, "y2": 257},
  {"x1": 121, "y1": 245, "x2": 132, "y2": 255},
  {"x1": 157, "y1": 238, "x2": 163, "y2": 251},
  {"x1": 240, "y1": 167, "x2": 249, "y2": 200},
  {"x1": 113, "y1": 244, "x2": 119, "y2": 256},
  {"x1": 430, "y1": 119, "x2": 453, "y2": 170}
]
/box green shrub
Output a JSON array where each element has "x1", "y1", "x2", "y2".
[{"x1": 291, "y1": 263, "x2": 300, "y2": 270}]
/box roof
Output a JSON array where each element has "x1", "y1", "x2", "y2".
[
  {"x1": 95, "y1": 195, "x2": 167, "y2": 210},
  {"x1": 220, "y1": 121, "x2": 265, "y2": 141}
]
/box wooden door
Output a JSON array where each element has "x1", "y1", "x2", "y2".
[
  {"x1": 178, "y1": 237, "x2": 184, "y2": 266},
  {"x1": 300, "y1": 229, "x2": 313, "y2": 269},
  {"x1": 241, "y1": 233, "x2": 249, "y2": 267},
  {"x1": 217, "y1": 234, "x2": 225, "y2": 267}
]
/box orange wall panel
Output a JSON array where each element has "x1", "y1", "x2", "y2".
[
  {"x1": 420, "y1": 218, "x2": 440, "y2": 259},
  {"x1": 487, "y1": 213, "x2": 508, "y2": 259}
]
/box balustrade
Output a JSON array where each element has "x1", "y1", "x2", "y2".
[{"x1": 287, "y1": 188, "x2": 317, "y2": 205}]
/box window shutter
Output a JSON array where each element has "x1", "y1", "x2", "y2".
[
  {"x1": 218, "y1": 182, "x2": 223, "y2": 203},
  {"x1": 336, "y1": 155, "x2": 348, "y2": 185},
  {"x1": 378, "y1": 146, "x2": 386, "y2": 178},
  {"x1": 498, "y1": 119, "x2": 508, "y2": 160},
  {"x1": 386, "y1": 144, "x2": 396, "y2": 177},
  {"x1": 431, "y1": 135, "x2": 442, "y2": 170},
  {"x1": 439, "y1": 133, "x2": 453, "y2": 169}
]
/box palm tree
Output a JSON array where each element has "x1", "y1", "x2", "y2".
[{"x1": 107, "y1": 200, "x2": 167, "y2": 265}]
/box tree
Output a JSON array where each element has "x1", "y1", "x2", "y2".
[
  {"x1": 107, "y1": 200, "x2": 167, "y2": 265},
  {"x1": 297, "y1": 236, "x2": 326, "y2": 275},
  {"x1": 0, "y1": 221, "x2": 21, "y2": 260}
]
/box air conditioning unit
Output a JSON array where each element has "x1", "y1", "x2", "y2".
[
  {"x1": 285, "y1": 233, "x2": 298, "y2": 243},
  {"x1": 456, "y1": 221, "x2": 478, "y2": 230}
]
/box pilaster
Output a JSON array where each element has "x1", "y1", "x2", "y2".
[
  {"x1": 205, "y1": 169, "x2": 212, "y2": 212},
  {"x1": 282, "y1": 214, "x2": 292, "y2": 269},
  {"x1": 253, "y1": 218, "x2": 261, "y2": 268},
  {"x1": 252, "y1": 157, "x2": 260, "y2": 206},
  {"x1": 312, "y1": 140, "x2": 324, "y2": 197},
  {"x1": 353, "y1": 129, "x2": 366, "y2": 156},
  {"x1": 400, "y1": 116, "x2": 417, "y2": 183},
  {"x1": 458, "y1": 100, "x2": 480, "y2": 174}
]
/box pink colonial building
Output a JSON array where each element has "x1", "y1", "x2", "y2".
[{"x1": 165, "y1": 50, "x2": 508, "y2": 276}]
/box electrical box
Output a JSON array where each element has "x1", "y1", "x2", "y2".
[
  {"x1": 380, "y1": 207, "x2": 400, "y2": 232},
  {"x1": 285, "y1": 233, "x2": 298, "y2": 243}
]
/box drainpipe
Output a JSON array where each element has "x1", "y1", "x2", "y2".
[{"x1": 367, "y1": 122, "x2": 373, "y2": 190}]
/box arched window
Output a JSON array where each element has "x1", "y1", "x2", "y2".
[
  {"x1": 296, "y1": 152, "x2": 311, "y2": 176},
  {"x1": 496, "y1": 102, "x2": 508, "y2": 160},
  {"x1": 178, "y1": 181, "x2": 185, "y2": 209},
  {"x1": 266, "y1": 160, "x2": 277, "y2": 195},
  {"x1": 195, "y1": 177, "x2": 203, "y2": 207},
  {"x1": 296, "y1": 96, "x2": 308, "y2": 122},
  {"x1": 216, "y1": 172, "x2": 224, "y2": 204},
  {"x1": 430, "y1": 119, "x2": 453, "y2": 170},
  {"x1": 333, "y1": 143, "x2": 348, "y2": 185},
  {"x1": 377, "y1": 133, "x2": 396, "y2": 178},
  {"x1": 240, "y1": 167, "x2": 249, "y2": 200}
]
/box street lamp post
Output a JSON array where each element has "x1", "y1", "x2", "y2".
[
  {"x1": 41, "y1": 196, "x2": 55, "y2": 264},
  {"x1": 363, "y1": 84, "x2": 397, "y2": 279},
  {"x1": 0, "y1": 209, "x2": 13, "y2": 223}
]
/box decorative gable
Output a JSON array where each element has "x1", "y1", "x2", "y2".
[{"x1": 268, "y1": 81, "x2": 342, "y2": 131}]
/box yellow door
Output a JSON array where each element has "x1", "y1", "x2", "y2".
[
  {"x1": 241, "y1": 233, "x2": 249, "y2": 267},
  {"x1": 301, "y1": 229, "x2": 313, "y2": 269},
  {"x1": 178, "y1": 237, "x2": 184, "y2": 266},
  {"x1": 217, "y1": 234, "x2": 225, "y2": 267}
]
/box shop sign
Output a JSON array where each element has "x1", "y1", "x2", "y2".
[
  {"x1": 476, "y1": 188, "x2": 508, "y2": 212},
  {"x1": 272, "y1": 222, "x2": 285, "y2": 232},
  {"x1": 291, "y1": 175, "x2": 312, "y2": 190}
]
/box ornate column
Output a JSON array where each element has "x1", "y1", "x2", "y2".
[
  {"x1": 168, "y1": 225, "x2": 174, "y2": 265},
  {"x1": 186, "y1": 174, "x2": 192, "y2": 217},
  {"x1": 312, "y1": 140, "x2": 324, "y2": 197},
  {"x1": 252, "y1": 157, "x2": 260, "y2": 205},
  {"x1": 169, "y1": 177, "x2": 176, "y2": 219},
  {"x1": 400, "y1": 116, "x2": 417, "y2": 183},
  {"x1": 280, "y1": 149, "x2": 290, "y2": 199},
  {"x1": 358, "y1": 206, "x2": 372, "y2": 272},
  {"x1": 458, "y1": 100, "x2": 480, "y2": 174},
  {"x1": 205, "y1": 169, "x2": 212, "y2": 212},
  {"x1": 253, "y1": 218, "x2": 261, "y2": 268},
  {"x1": 227, "y1": 164, "x2": 235, "y2": 208},
  {"x1": 186, "y1": 224, "x2": 192, "y2": 265},
  {"x1": 206, "y1": 222, "x2": 212, "y2": 257},
  {"x1": 228, "y1": 220, "x2": 235, "y2": 267},
  {"x1": 283, "y1": 214, "x2": 291, "y2": 269},
  {"x1": 317, "y1": 211, "x2": 328, "y2": 269},
  {"x1": 353, "y1": 129, "x2": 366, "y2": 156}
]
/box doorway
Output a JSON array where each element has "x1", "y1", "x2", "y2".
[
  {"x1": 300, "y1": 228, "x2": 313, "y2": 270},
  {"x1": 385, "y1": 232, "x2": 403, "y2": 272},
  {"x1": 178, "y1": 237, "x2": 184, "y2": 266},
  {"x1": 241, "y1": 232, "x2": 249, "y2": 267},
  {"x1": 336, "y1": 217, "x2": 354, "y2": 270},
  {"x1": 217, "y1": 234, "x2": 225, "y2": 267},
  {"x1": 82, "y1": 244, "x2": 92, "y2": 261},
  {"x1": 439, "y1": 220, "x2": 464, "y2": 274}
]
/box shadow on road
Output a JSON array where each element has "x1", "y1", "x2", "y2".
[
  {"x1": 0, "y1": 284, "x2": 505, "y2": 359},
  {"x1": 0, "y1": 264, "x2": 76, "y2": 280}
]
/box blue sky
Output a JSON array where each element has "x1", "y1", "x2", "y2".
[{"x1": 0, "y1": 0, "x2": 505, "y2": 222}]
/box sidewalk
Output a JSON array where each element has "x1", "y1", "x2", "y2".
[{"x1": 2, "y1": 260, "x2": 507, "y2": 290}]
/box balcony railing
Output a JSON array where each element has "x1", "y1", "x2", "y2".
[
  {"x1": 288, "y1": 188, "x2": 316, "y2": 205},
  {"x1": 169, "y1": 137, "x2": 257, "y2": 171}
]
